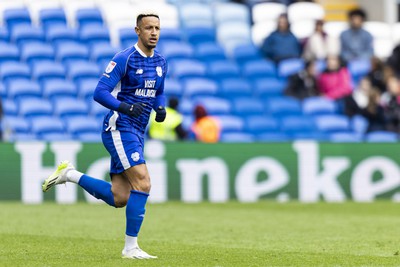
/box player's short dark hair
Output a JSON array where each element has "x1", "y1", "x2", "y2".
[
  {"x1": 136, "y1": 13, "x2": 160, "y2": 26},
  {"x1": 348, "y1": 8, "x2": 367, "y2": 20}
]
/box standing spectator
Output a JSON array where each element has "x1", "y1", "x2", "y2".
[
  {"x1": 284, "y1": 60, "x2": 320, "y2": 100},
  {"x1": 381, "y1": 75, "x2": 400, "y2": 133},
  {"x1": 149, "y1": 97, "x2": 187, "y2": 141},
  {"x1": 302, "y1": 20, "x2": 340, "y2": 61},
  {"x1": 261, "y1": 13, "x2": 301, "y2": 63},
  {"x1": 340, "y1": 8, "x2": 374, "y2": 63},
  {"x1": 191, "y1": 105, "x2": 220, "y2": 143},
  {"x1": 343, "y1": 77, "x2": 385, "y2": 132},
  {"x1": 317, "y1": 55, "x2": 353, "y2": 99}
]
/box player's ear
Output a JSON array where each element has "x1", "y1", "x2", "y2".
[{"x1": 135, "y1": 26, "x2": 140, "y2": 35}]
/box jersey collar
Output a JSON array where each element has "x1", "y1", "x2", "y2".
[{"x1": 134, "y1": 43, "x2": 154, "y2": 58}]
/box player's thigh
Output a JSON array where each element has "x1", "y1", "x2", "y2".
[
  {"x1": 111, "y1": 173, "x2": 131, "y2": 207},
  {"x1": 123, "y1": 164, "x2": 151, "y2": 193}
]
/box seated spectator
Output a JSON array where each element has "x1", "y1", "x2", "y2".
[
  {"x1": 340, "y1": 8, "x2": 374, "y2": 63},
  {"x1": 302, "y1": 20, "x2": 340, "y2": 61},
  {"x1": 317, "y1": 55, "x2": 352, "y2": 99},
  {"x1": 368, "y1": 57, "x2": 387, "y2": 93},
  {"x1": 261, "y1": 13, "x2": 301, "y2": 63},
  {"x1": 284, "y1": 60, "x2": 320, "y2": 100},
  {"x1": 343, "y1": 77, "x2": 385, "y2": 132},
  {"x1": 191, "y1": 105, "x2": 220, "y2": 143},
  {"x1": 380, "y1": 75, "x2": 400, "y2": 133},
  {"x1": 387, "y1": 44, "x2": 400, "y2": 76},
  {"x1": 149, "y1": 97, "x2": 187, "y2": 141}
]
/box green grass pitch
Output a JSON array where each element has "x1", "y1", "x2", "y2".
[{"x1": 1, "y1": 201, "x2": 400, "y2": 267}]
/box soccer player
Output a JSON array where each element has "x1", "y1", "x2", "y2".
[{"x1": 42, "y1": 13, "x2": 167, "y2": 260}]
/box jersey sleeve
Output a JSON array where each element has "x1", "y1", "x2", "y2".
[
  {"x1": 98, "y1": 51, "x2": 127, "y2": 88},
  {"x1": 153, "y1": 60, "x2": 168, "y2": 109}
]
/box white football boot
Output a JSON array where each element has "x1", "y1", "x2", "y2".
[
  {"x1": 122, "y1": 247, "x2": 157, "y2": 259},
  {"x1": 42, "y1": 160, "x2": 75, "y2": 192}
]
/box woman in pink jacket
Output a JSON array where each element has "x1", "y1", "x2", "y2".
[{"x1": 318, "y1": 55, "x2": 353, "y2": 99}]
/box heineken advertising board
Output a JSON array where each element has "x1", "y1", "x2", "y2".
[{"x1": 0, "y1": 141, "x2": 399, "y2": 203}]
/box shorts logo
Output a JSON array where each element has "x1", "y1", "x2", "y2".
[
  {"x1": 105, "y1": 61, "x2": 117, "y2": 73},
  {"x1": 156, "y1": 66, "x2": 162, "y2": 77},
  {"x1": 131, "y1": 152, "x2": 140, "y2": 162}
]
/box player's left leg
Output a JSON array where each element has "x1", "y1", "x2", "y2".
[{"x1": 121, "y1": 163, "x2": 157, "y2": 259}]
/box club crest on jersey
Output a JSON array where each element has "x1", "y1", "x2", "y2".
[
  {"x1": 156, "y1": 66, "x2": 162, "y2": 77},
  {"x1": 105, "y1": 61, "x2": 117, "y2": 73}
]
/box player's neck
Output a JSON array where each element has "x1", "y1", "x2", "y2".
[{"x1": 137, "y1": 42, "x2": 154, "y2": 57}]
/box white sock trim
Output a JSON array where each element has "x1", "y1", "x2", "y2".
[
  {"x1": 124, "y1": 235, "x2": 138, "y2": 250},
  {"x1": 66, "y1": 170, "x2": 83, "y2": 184}
]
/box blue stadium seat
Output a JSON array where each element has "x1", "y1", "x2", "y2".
[
  {"x1": 348, "y1": 59, "x2": 371, "y2": 84},
  {"x1": 20, "y1": 43, "x2": 55, "y2": 65},
  {"x1": 215, "y1": 115, "x2": 244, "y2": 133},
  {"x1": 40, "y1": 132, "x2": 72, "y2": 141},
  {"x1": 11, "y1": 25, "x2": 45, "y2": 46},
  {"x1": 56, "y1": 42, "x2": 90, "y2": 64},
  {"x1": 195, "y1": 42, "x2": 226, "y2": 63},
  {"x1": 9, "y1": 133, "x2": 36, "y2": 141},
  {"x1": 90, "y1": 101, "x2": 108, "y2": 119},
  {"x1": 253, "y1": 78, "x2": 286, "y2": 98},
  {"x1": 245, "y1": 116, "x2": 279, "y2": 134},
  {"x1": 30, "y1": 116, "x2": 65, "y2": 135},
  {"x1": 208, "y1": 60, "x2": 240, "y2": 81},
  {"x1": 214, "y1": 2, "x2": 250, "y2": 24},
  {"x1": 53, "y1": 98, "x2": 89, "y2": 118},
  {"x1": 90, "y1": 43, "x2": 119, "y2": 67},
  {"x1": 43, "y1": 79, "x2": 77, "y2": 100},
  {"x1": 161, "y1": 41, "x2": 194, "y2": 61},
  {"x1": 65, "y1": 116, "x2": 100, "y2": 135},
  {"x1": 220, "y1": 132, "x2": 254, "y2": 143},
  {"x1": 183, "y1": 78, "x2": 218, "y2": 98},
  {"x1": 242, "y1": 59, "x2": 276, "y2": 79},
  {"x1": 67, "y1": 61, "x2": 100, "y2": 83},
  {"x1": 315, "y1": 114, "x2": 351, "y2": 134},
  {"x1": 8, "y1": 80, "x2": 41, "y2": 100},
  {"x1": 232, "y1": 43, "x2": 262, "y2": 65},
  {"x1": 278, "y1": 58, "x2": 305, "y2": 78},
  {"x1": 185, "y1": 27, "x2": 216, "y2": 45},
  {"x1": 39, "y1": 8, "x2": 67, "y2": 31},
  {"x1": 46, "y1": 25, "x2": 79, "y2": 45},
  {"x1": 75, "y1": 132, "x2": 101, "y2": 142},
  {"x1": 365, "y1": 131, "x2": 399, "y2": 143},
  {"x1": 158, "y1": 28, "x2": 182, "y2": 44},
  {"x1": 216, "y1": 22, "x2": 251, "y2": 53},
  {"x1": 2, "y1": 116, "x2": 30, "y2": 134},
  {"x1": 0, "y1": 43, "x2": 20, "y2": 63},
  {"x1": 171, "y1": 59, "x2": 206, "y2": 80},
  {"x1": 178, "y1": 98, "x2": 194, "y2": 116},
  {"x1": 180, "y1": 3, "x2": 214, "y2": 28},
  {"x1": 280, "y1": 115, "x2": 316, "y2": 135},
  {"x1": 2, "y1": 99, "x2": 18, "y2": 116},
  {"x1": 329, "y1": 132, "x2": 363, "y2": 143},
  {"x1": 4, "y1": 8, "x2": 31, "y2": 31},
  {"x1": 19, "y1": 98, "x2": 53, "y2": 118},
  {"x1": 220, "y1": 78, "x2": 252, "y2": 98},
  {"x1": 351, "y1": 115, "x2": 369, "y2": 135},
  {"x1": 0, "y1": 82, "x2": 5, "y2": 98},
  {"x1": 119, "y1": 28, "x2": 138, "y2": 48},
  {"x1": 0, "y1": 62, "x2": 30, "y2": 83},
  {"x1": 79, "y1": 25, "x2": 110, "y2": 45},
  {"x1": 257, "y1": 133, "x2": 290, "y2": 142},
  {"x1": 76, "y1": 8, "x2": 104, "y2": 28},
  {"x1": 77, "y1": 78, "x2": 98, "y2": 100},
  {"x1": 164, "y1": 78, "x2": 183, "y2": 97},
  {"x1": 195, "y1": 96, "x2": 231, "y2": 115},
  {"x1": 32, "y1": 61, "x2": 66, "y2": 82},
  {"x1": 0, "y1": 27, "x2": 9, "y2": 42},
  {"x1": 291, "y1": 132, "x2": 327, "y2": 141},
  {"x1": 302, "y1": 96, "x2": 338, "y2": 116},
  {"x1": 233, "y1": 97, "x2": 264, "y2": 116},
  {"x1": 265, "y1": 97, "x2": 302, "y2": 116}
]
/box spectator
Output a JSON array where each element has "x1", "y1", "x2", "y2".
[
  {"x1": 387, "y1": 44, "x2": 400, "y2": 76},
  {"x1": 381, "y1": 75, "x2": 400, "y2": 133},
  {"x1": 368, "y1": 57, "x2": 387, "y2": 93},
  {"x1": 261, "y1": 13, "x2": 301, "y2": 63},
  {"x1": 149, "y1": 97, "x2": 187, "y2": 141},
  {"x1": 317, "y1": 55, "x2": 352, "y2": 99},
  {"x1": 340, "y1": 8, "x2": 374, "y2": 63},
  {"x1": 302, "y1": 20, "x2": 340, "y2": 61},
  {"x1": 284, "y1": 60, "x2": 320, "y2": 100},
  {"x1": 343, "y1": 77, "x2": 385, "y2": 132},
  {"x1": 191, "y1": 105, "x2": 220, "y2": 143}
]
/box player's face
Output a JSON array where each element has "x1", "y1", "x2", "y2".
[{"x1": 136, "y1": 16, "x2": 160, "y2": 50}]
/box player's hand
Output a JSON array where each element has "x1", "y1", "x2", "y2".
[
  {"x1": 118, "y1": 102, "x2": 146, "y2": 118},
  {"x1": 155, "y1": 106, "x2": 166, "y2": 122}
]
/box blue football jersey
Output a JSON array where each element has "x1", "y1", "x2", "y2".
[{"x1": 99, "y1": 44, "x2": 168, "y2": 136}]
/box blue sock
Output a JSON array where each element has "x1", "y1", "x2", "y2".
[
  {"x1": 78, "y1": 175, "x2": 115, "y2": 207},
  {"x1": 126, "y1": 190, "x2": 149, "y2": 237}
]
